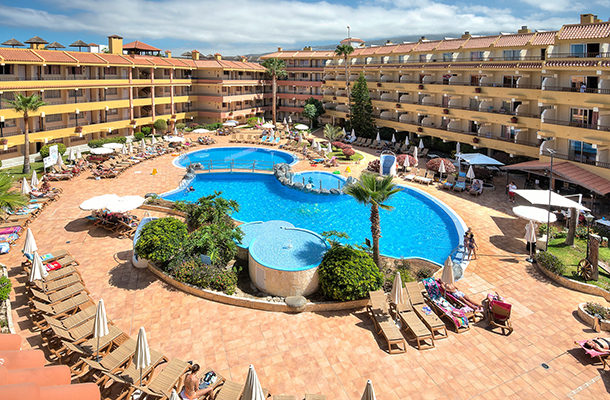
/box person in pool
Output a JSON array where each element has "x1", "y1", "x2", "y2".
[{"x1": 187, "y1": 186, "x2": 195, "y2": 192}]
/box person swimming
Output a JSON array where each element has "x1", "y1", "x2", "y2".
[{"x1": 187, "y1": 186, "x2": 195, "y2": 192}]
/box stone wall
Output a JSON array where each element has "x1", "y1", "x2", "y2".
[{"x1": 273, "y1": 163, "x2": 355, "y2": 195}]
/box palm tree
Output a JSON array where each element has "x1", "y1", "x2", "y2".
[
  {"x1": 344, "y1": 173, "x2": 401, "y2": 269},
  {"x1": 323, "y1": 124, "x2": 343, "y2": 142},
  {"x1": 334, "y1": 44, "x2": 354, "y2": 109},
  {"x1": 5, "y1": 93, "x2": 48, "y2": 174},
  {"x1": 0, "y1": 173, "x2": 28, "y2": 212},
  {"x1": 261, "y1": 58, "x2": 287, "y2": 127}
]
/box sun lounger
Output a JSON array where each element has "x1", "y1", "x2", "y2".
[
  {"x1": 366, "y1": 290, "x2": 407, "y2": 354},
  {"x1": 484, "y1": 297, "x2": 513, "y2": 335},
  {"x1": 304, "y1": 395, "x2": 327, "y2": 400},
  {"x1": 274, "y1": 396, "x2": 296, "y2": 400},
  {"x1": 76, "y1": 338, "x2": 137, "y2": 384},
  {"x1": 29, "y1": 281, "x2": 88, "y2": 305},
  {"x1": 31, "y1": 273, "x2": 84, "y2": 294},
  {"x1": 360, "y1": 138, "x2": 372, "y2": 147},
  {"x1": 414, "y1": 169, "x2": 431, "y2": 184},
  {"x1": 437, "y1": 280, "x2": 483, "y2": 323},
  {"x1": 403, "y1": 168, "x2": 418, "y2": 182},
  {"x1": 130, "y1": 358, "x2": 190, "y2": 400},
  {"x1": 453, "y1": 177, "x2": 466, "y2": 192},
  {"x1": 404, "y1": 282, "x2": 448, "y2": 340},
  {"x1": 574, "y1": 339, "x2": 610, "y2": 369},
  {"x1": 45, "y1": 172, "x2": 73, "y2": 181},
  {"x1": 60, "y1": 325, "x2": 128, "y2": 369},
  {"x1": 31, "y1": 292, "x2": 94, "y2": 331},
  {"x1": 46, "y1": 318, "x2": 100, "y2": 355},
  {"x1": 40, "y1": 303, "x2": 96, "y2": 334},
  {"x1": 441, "y1": 174, "x2": 455, "y2": 190},
  {"x1": 469, "y1": 179, "x2": 484, "y2": 196},
  {"x1": 391, "y1": 291, "x2": 434, "y2": 350},
  {"x1": 421, "y1": 278, "x2": 470, "y2": 333},
  {"x1": 215, "y1": 380, "x2": 268, "y2": 400}
]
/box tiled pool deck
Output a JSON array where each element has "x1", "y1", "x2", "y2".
[{"x1": 6, "y1": 131, "x2": 610, "y2": 399}]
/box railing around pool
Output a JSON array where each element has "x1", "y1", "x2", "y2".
[{"x1": 185, "y1": 158, "x2": 279, "y2": 173}]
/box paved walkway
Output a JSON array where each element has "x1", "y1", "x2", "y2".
[{"x1": 6, "y1": 132, "x2": 610, "y2": 399}]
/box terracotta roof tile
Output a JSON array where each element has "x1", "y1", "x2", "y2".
[
  {"x1": 413, "y1": 41, "x2": 441, "y2": 52},
  {"x1": 483, "y1": 62, "x2": 519, "y2": 69},
  {"x1": 425, "y1": 63, "x2": 451, "y2": 69},
  {"x1": 360, "y1": 46, "x2": 382, "y2": 55},
  {"x1": 390, "y1": 43, "x2": 418, "y2": 53},
  {"x1": 0, "y1": 48, "x2": 44, "y2": 62},
  {"x1": 494, "y1": 33, "x2": 535, "y2": 47},
  {"x1": 436, "y1": 39, "x2": 467, "y2": 51},
  {"x1": 518, "y1": 62, "x2": 543, "y2": 68},
  {"x1": 194, "y1": 60, "x2": 222, "y2": 68},
  {"x1": 545, "y1": 60, "x2": 598, "y2": 68},
  {"x1": 67, "y1": 52, "x2": 106, "y2": 64},
  {"x1": 34, "y1": 50, "x2": 77, "y2": 63},
  {"x1": 179, "y1": 59, "x2": 196, "y2": 68},
  {"x1": 462, "y1": 36, "x2": 500, "y2": 49},
  {"x1": 350, "y1": 48, "x2": 367, "y2": 56},
  {"x1": 530, "y1": 31, "x2": 557, "y2": 45},
  {"x1": 450, "y1": 63, "x2": 481, "y2": 69},
  {"x1": 373, "y1": 44, "x2": 398, "y2": 56},
  {"x1": 96, "y1": 54, "x2": 133, "y2": 65},
  {"x1": 164, "y1": 58, "x2": 191, "y2": 67},
  {"x1": 559, "y1": 23, "x2": 610, "y2": 40},
  {"x1": 123, "y1": 40, "x2": 161, "y2": 51}
]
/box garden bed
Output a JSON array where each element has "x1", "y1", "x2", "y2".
[
  {"x1": 534, "y1": 260, "x2": 610, "y2": 302},
  {"x1": 577, "y1": 302, "x2": 610, "y2": 332},
  {"x1": 546, "y1": 238, "x2": 610, "y2": 290},
  {"x1": 0, "y1": 265, "x2": 14, "y2": 334}
]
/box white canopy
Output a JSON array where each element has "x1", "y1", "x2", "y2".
[
  {"x1": 513, "y1": 205, "x2": 558, "y2": 224},
  {"x1": 192, "y1": 128, "x2": 210, "y2": 134},
  {"x1": 325, "y1": 141, "x2": 332, "y2": 154},
  {"x1": 151, "y1": 135, "x2": 157, "y2": 145},
  {"x1": 55, "y1": 153, "x2": 64, "y2": 167},
  {"x1": 282, "y1": 117, "x2": 287, "y2": 125},
  {"x1": 459, "y1": 153, "x2": 504, "y2": 166},
  {"x1": 29, "y1": 251, "x2": 48, "y2": 283},
  {"x1": 418, "y1": 139, "x2": 424, "y2": 149},
  {"x1": 412, "y1": 147, "x2": 418, "y2": 166},
  {"x1": 164, "y1": 136, "x2": 185, "y2": 143},
  {"x1": 105, "y1": 195, "x2": 145, "y2": 213},
  {"x1": 128, "y1": 142, "x2": 134, "y2": 154},
  {"x1": 261, "y1": 123, "x2": 274, "y2": 129},
  {"x1": 121, "y1": 144, "x2": 128, "y2": 155},
  {"x1": 241, "y1": 365, "x2": 265, "y2": 400},
  {"x1": 466, "y1": 165, "x2": 475, "y2": 180},
  {"x1": 23, "y1": 228, "x2": 37, "y2": 254},
  {"x1": 134, "y1": 327, "x2": 151, "y2": 385},
  {"x1": 102, "y1": 142, "x2": 124, "y2": 150},
  {"x1": 76, "y1": 148, "x2": 82, "y2": 159},
  {"x1": 21, "y1": 178, "x2": 31, "y2": 195},
  {"x1": 90, "y1": 147, "x2": 113, "y2": 155},
  {"x1": 361, "y1": 380, "x2": 377, "y2": 400},
  {"x1": 288, "y1": 116, "x2": 292, "y2": 123},
  {"x1": 30, "y1": 171, "x2": 39, "y2": 189},
  {"x1": 93, "y1": 299, "x2": 109, "y2": 360},
  {"x1": 375, "y1": 132, "x2": 380, "y2": 142},
  {"x1": 391, "y1": 133, "x2": 396, "y2": 143},
  {"x1": 514, "y1": 189, "x2": 590, "y2": 211},
  {"x1": 79, "y1": 194, "x2": 120, "y2": 211},
  {"x1": 295, "y1": 124, "x2": 309, "y2": 130},
  {"x1": 68, "y1": 148, "x2": 76, "y2": 161},
  {"x1": 441, "y1": 256, "x2": 455, "y2": 285},
  {"x1": 403, "y1": 155, "x2": 410, "y2": 168}
]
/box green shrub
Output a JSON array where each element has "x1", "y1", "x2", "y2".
[
  {"x1": 575, "y1": 225, "x2": 589, "y2": 240},
  {"x1": 40, "y1": 143, "x2": 67, "y2": 158},
  {"x1": 204, "y1": 123, "x2": 223, "y2": 131},
  {"x1": 176, "y1": 123, "x2": 186, "y2": 131},
  {"x1": 246, "y1": 117, "x2": 259, "y2": 127},
  {"x1": 415, "y1": 267, "x2": 433, "y2": 281},
  {"x1": 134, "y1": 132, "x2": 145, "y2": 141},
  {"x1": 585, "y1": 302, "x2": 610, "y2": 320},
  {"x1": 153, "y1": 119, "x2": 168, "y2": 132},
  {"x1": 167, "y1": 255, "x2": 238, "y2": 295},
  {"x1": 135, "y1": 217, "x2": 188, "y2": 266},
  {"x1": 88, "y1": 137, "x2": 127, "y2": 148},
  {"x1": 0, "y1": 275, "x2": 12, "y2": 302},
  {"x1": 141, "y1": 126, "x2": 152, "y2": 135},
  {"x1": 539, "y1": 224, "x2": 560, "y2": 239},
  {"x1": 394, "y1": 259, "x2": 416, "y2": 283},
  {"x1": 318, "y1": 245, "x2": 383, "y2": 301},
  {"x1": 184, "y1": 223, "x2": 242, "y2": 267},
  {"x1": 535, "y1": 251, "x2": 566, "y2": 275}
]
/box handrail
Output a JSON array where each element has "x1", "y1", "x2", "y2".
[{"x1": 186, "y1": 158, "x2": 278, "y2": 172}]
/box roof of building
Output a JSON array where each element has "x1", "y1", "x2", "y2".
[
  {"x1": 462, "y1": 35, "x2": 500, "y2": 49},
  {"x1": 341, "y1": 37, "x2": 365, "y2": 44},
  {"x1": 559, "y1": 22, "x2": 610, "y2": 40},
  {"x1": 413, "y1": 40, "x2": 441, "y2": 52},
  {"x1": 530, "y1": 31, "x2": 557, "y2": 45},
  {"x1": 494, "y1": 33, "x2": 535, "y2": 47},
  {"x1": 261, "y1": 50, "x2": 334, "y2": 59},
  {"x1": 123, "y1": 40, "x2": 161, "y2": 51},
  {"x1": 0, "y1": 48, "x2": 44, "y2": 62},
  {"x1": 436, "y1": 38, "x2": 468, "y2": 51},
  {"x1": 389, "y1": 43, "x2": 418, "y2": 53}
]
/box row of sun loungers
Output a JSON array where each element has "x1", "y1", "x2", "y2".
[{"x1": 229, "y1": 133, "x2": 282, "y2": 146}]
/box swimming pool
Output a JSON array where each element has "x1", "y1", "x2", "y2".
[
  {"x1": 292, "y1": 171, "x2": 346, "y2": 191},
  {"x1": 164, "y1": 173, "x2": 465, "y2": 264},
  {"x1": 174, "y1": 147, "x2": 297, "y2": 170}
]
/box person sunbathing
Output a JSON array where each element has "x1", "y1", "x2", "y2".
[
  {"x1": 181, "y1": 364, "x2": 215, "y2": 399},
  {"x1": 582, "y1": 337, "x2": 610, "y2": 352},
  {"x1": 469, "y1": 180, "x2": 482, "y2": 194},
  {"x1": 440, "y1": 281, "x2": 482, "y2": 310}
]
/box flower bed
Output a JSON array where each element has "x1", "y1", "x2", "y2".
[
  {"x1": 0, "y1": 265, "x2": 14, "y2": 333},
  {"x1": 577, "y1": 302, "x2": 610, "y2": 331}
]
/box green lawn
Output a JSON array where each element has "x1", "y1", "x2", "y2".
[
  {"x1": 328, "y1": 150, "x2": 364, "y2": 163},
  {"x1": 547, "y1": 237, "x2": 610, "y2": 288},
  {"x1": 2, "y1": 156, "x2": 70, "y2": 181}
]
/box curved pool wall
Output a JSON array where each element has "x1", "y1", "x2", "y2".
[
  {"x1": 236, "y1": 220, "x2": 295, "y2": 260},
  {"x1": 248, "y1": 225, "x2": 329, "y2": 296},
  {"x1": 163, "y1": 172, "x2": 466, "y2": 265},
  {"x1": 292, "y1": 171, "x2": 347, "y2": 191},
  {"x1": 172, "y1": 146, "x2": 298, "y2": 170}
]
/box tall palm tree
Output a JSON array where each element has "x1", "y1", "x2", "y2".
[
  {"x1": 261, "y1": 58, "x2": 287, "y2": 127},
  {"x1": 0, "y1": 173, "x2": 28, "y2": 211},
  {"x1": 334, "y1": 44, "x2": 354, "y2": 109},
  {"x1": 344, "y1": 173, "x2": 401, "y2": 269},
  {"x1": 5, "y1": 93, "x2": 48, "y2": 174}
]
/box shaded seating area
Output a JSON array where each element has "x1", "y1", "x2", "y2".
[{"x1": 365, "y1": 290, "x2": 407, "y2": 354}]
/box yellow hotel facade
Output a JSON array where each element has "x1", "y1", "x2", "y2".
[{"x1": 264, "y1": 14, "x2": 610, "y2": 181}]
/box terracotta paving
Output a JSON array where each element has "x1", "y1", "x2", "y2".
[{"x1": 5, "y1": 131, "x2": 610, "y2": 399}]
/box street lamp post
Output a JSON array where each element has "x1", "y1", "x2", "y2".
[
  {"x1": 546, "y1": 148, "x2": 555, "y2": 243},
  {"x1": 585, "y1": 212, "x2": 595, "y2": 259}
]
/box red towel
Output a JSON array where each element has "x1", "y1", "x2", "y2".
[{"x1": 45, "y1": 261, "x2": 62, "y2": 272}]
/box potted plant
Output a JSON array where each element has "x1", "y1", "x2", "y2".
[
  {"x1": 229, "y1": 112, "x2": 233, "y2": 116},
  {"x1": 396, "y1": 103, "x2": 401, "y2": 108},
  {"x1": 376, "y1": 83, "x2": 382, "y2": 87},
  {"x1": 333, "y1": 96, "x2": 337, "y2": 100},
  {"x1": 473, "y1": 137, "x2": 479, "y2": 143},
  {"x1": 75, "y1": 126, "x2": 83, "y2": 133},
  {"x1": 475, "y1": 87, "x2": 481, "y2": 93},
  {"x1": 130, "y1": 119, "x2": 136, "y2": 125},
  {"x1": 0, "y1": 138, "x2": 8, "y2": 145},
  {"x1": 418, "y1": 84, "x2": 424, "y2": 90},
  {"x1": 321, "y1": 80, "x2": 326, "y2": 84},
  {"x1": 171, "y1": 114, "x2": 176, "y2": 119},
  {"x1": 443, "y1": 109, "x2": 449, "y2": 114},
  {"x1": 417, "y1": 127, "x2": 423, "y2": 133},
  {"x1": 511, "y1": 117, "x2": 518, "y2": 123},
  {"x1": 345, "y1": 114, "x2": 349, "y2": 118}
]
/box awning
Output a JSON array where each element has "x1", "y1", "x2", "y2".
[{"x1": 503, "y1": 160, "x2": 610, "y2": 196}]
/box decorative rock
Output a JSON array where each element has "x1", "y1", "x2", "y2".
[
  {"x1": 330, "y1": 188, "x2": 341, "y2": 195},
  {"x1": 304, "y1": 183, "x2": 313, "y2": 192},
  {"x1": 346, "y1": 176, "x2": 357, "y2": 185},
  {"x1": 294, "y1": 182, "x2": 304, "y2": 190},
  {"x1": 279, "y1": 177, "x2": 289, "y2": 186},
  {"x1": 311, "y1": 189, "x2": 321, "y2": 195},
  {"x1": 144, "y1": 193, "x2": 157, "y2": 198},
  {"x1": 285, "y1": 295, "x2": 307, "y2": 311},
  {"x1": 320, "y1": 189, "x2": 330, "y2": 195}
]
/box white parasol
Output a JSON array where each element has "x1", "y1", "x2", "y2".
[
  {"x1": 92, "y1": 299, "x2": 109, "y2": 361},
  {"x1": 418, "y1": 139, "x2": 424, "y2": 149},
  {"x1": 105, "y1": 195, "x2": 145, "y2": 213},
  {"x1": 390, "y1": 272, "x2": 404, "y2": 305},
  {"x1": 134, "y1": 327, "x2": 151, "y2": 386},
  {"x1": 128, "y1": 142, "x2": 134, "y2": 154},
  {"x1": 375, "y1": 132, "x2": 380, "y2": 142},
  {"x1": 441, "y1": 256, "x2": 455, "y2": 285},
  {"x1": 325, "y1": 141, "x2": 332, "y2": 154},
  {"x1": 361, "y1": 380, "x2": 377, "y2": 400},
  {"x1": 460, "y1": 153, "x2": 504, "y2": 166},
  {"x1": 391, "y1": 133, "x2": 396, "y2": 143},
  {"x1": 514, "y1": 190, "x2": 590, "y2": 211},
  {"x1": 21, "y1": 178, "x2": 31, "y2": 195},
  {"x1": 513, "y1": 206, "x2": 557, "y2": 224},
  {"x1": 342, "y1": 127, "x2": 346, "y2": 137},
  {"x1": 91, "y1": 147, "x2": 114, "y2": 155},
  {"x1": 30, "y1": 171, "x2": 39, "y2": 189},
  {"x1": 466, "y1": 165, "x2": 475, "y2": 182},
  {"x1": 403, "y1": 155, "x2": 410, "y2": 168},
  {"x1": 23, "y1": 228, "x2": 37, "y2": 255},
  {"x1": 412, "y1": 147, "x2": 418, "y2": 166},
  {"x1": 102, "y1": 142, "x2": 124, "y2": 150},
  {"x1": 295, "y1": 124, "x2": 309, "y2": 131},
  {"x1": 141, "y1": 139, "x2": 146, "y2": 153},
  {"x1": 282, "y1": 117, "x2": 287, "y2": 126},
  {"x1": 151, "y1": 135, "x2": 157, "y2": 145},
  {"x1": 29, "y1": 251, "x2": 48, "y2": 283},
  {"x1": 241, "y1": 365, "x2": 265, "y2": 400},
  {"x1": 438, "y1": 159, "x2": 446, "y2": 180},
  {"x1": 68, "y1": 148, "x2": 76, "y2": 161},
  {"x1": 56, "y1": 153, "x2": 65, "y2": 167},
  {"x1": 525, "y1": 220, "x2": 538, "y2": 262},
  {"x1": 121, "y1": 144, "x2": 128, "y2": 155},
  {"x1": 79, "y1": 194, "x2": 120, "y2": 211},
  {"x1": 192, "y1": 128, "x2": 210, "y2": 134},
  {"x1": 76, "y1": 148, "x2": 82, "y2": 159},
  {"x1": 288, "y1": 116, "x2": 292, "y2": 124}
]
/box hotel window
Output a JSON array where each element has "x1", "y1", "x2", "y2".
[
  {"x1": 443, "y1": 53, "x2": 452, "y2": 62},
  {"x1": 569, "y1": 140, "x2": 597, "y2": 162},
  {"x1": 399, "y1": 55, "x2": 409, "y2": 63},
  {"x1": 43, "y1": 65, "x2": 60, "y2": 75},
  {"x1": 570, "y1": 108, "x2": 598, "y2": 127},
  {"x1": 105, "y1": 66, "x2": 117, "y2": 75},
  {"x1": 46, "y1": 114, "x2": 62, "y2": 123},
  {"x1": 107, "y1": 88, "x2": 118, "y2": 96},
  {"x1": 163, "y1": 69, "x2": 170, "y2": 76},
  {"x1": 68, "y1": 66, "x2": 82, "y2": 75},
  {"x1": 503, "y1": 50, "x2": 520, "y2": 61},
  {"x1": 502, "y1": 75, "x2": 520, "y2": 88},
  {"x1": 44, "y1": 90, "x2": 61, "y2": 99},
  {"x1": 570, "y1": 43, "x2": 600, "y2": 57},
  {"x1": 0, "y1": 65, "x2": 12, "y2": 75},
  {"x1": 419, "y1": 54, "x2": 429, "y2": 62},
  {"x1": 107, "y1": 108, "x2": 118, "y2": 115},
  {"x1": 470, "y1": 51, "x2": 484, "y2": 61}
]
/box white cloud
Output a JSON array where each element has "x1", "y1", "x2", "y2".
[{"x1": 0, "y1": 0, "x2": 597, "y2": 55}]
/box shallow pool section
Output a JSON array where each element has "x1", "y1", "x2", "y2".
[
  {"x1": 174, "y1": 147, "x2": 297, "y2": 170},
  {"x1": 164, "y1": 173, "x2": 464, "y2": 264},
  {"x1": 292, "y1": 171, "x2": 346, "y2": 191},
  {"x1": 236, "y1": 220, "x2": 295, "y2": 259}
]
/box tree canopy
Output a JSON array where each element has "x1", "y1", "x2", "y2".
[{"x1": 349, "y1": 73, "x2": 376, "y2": 138}]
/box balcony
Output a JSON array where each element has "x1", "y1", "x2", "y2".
[
  {"x1": 552, "y1": 151, "x2": 610, "y2": 170},
  {"x1": 542, "y1": 118, "x2": 610, "y2": 132},
  {"x1": 547, "y1": 52, "x2": 609, "y2": 59}
]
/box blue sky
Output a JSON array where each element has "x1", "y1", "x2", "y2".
[{"x1": 0, "y1": 0, "x2": 608, "y2": 56}]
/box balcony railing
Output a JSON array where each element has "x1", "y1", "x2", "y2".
[
  {"x1": 0, "y1": 75, "x2": 129, "y2": 81},
  {"x1": 542, "y1": 118, "x2": 610, "y2": 131},
  {"x1": 542, "y1": 85, "x2": 610, "y2": 95},
  {"x1": 547, "y1": 52, "x2": 609, "y2": 59},
  {"x1": 553, "y1": 152, "x2": 610, "y2": 170}
]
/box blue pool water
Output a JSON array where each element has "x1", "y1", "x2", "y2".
[
  {"x1": 175, "y1": 147, "x2": 297, "y2": 169},
  {"x1": 164, "y1": 173, "x2": 463, "y2": 264},
  {"x1": 292, "y1": 171, "x2": 346, "y2": 190}
]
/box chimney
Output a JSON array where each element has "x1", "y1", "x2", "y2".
[
  {"x1": 214, "y1": 53, "x2": 222, "y2": 61},
  {"x1": 165, "y1": 50, "x2": 172, "y2": 58},
  {"x1": 419, "y1": 36, "x2": 426, "y2": 41},
  {"x1": 518, "y1": 26, "x2": 531, "y2": 34},
  {"x1": 580, "y1": 13, "x2": 598, "y2": 24},
  {"x1": 303, "y1": 46, "x2": 312, "y2": 51},
  {"x1": 385, "y1": 40, "x2": 393, "y2": 45},
  {"x1": 191, "y1": 50, "x2": 200, "y2": 60},
  {"x1": 107, "y1": 35, "x2": 123, "y2": 55},
  {"x1": 462, "y1": 31, "x2": 471, "y2": 39},
  {"x1": 240, "y1": 56, "x2": 247, "y2": 62},
  {"x1": 278, "y1": 47, "x2": 283, "y2": 52}
]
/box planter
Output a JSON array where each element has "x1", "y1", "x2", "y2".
[
  {"x1": 418, "y1": 85, "x2": 424, "y2": 90},
  {"x1": 475, "y1": 87, "x2": 481, "y2": 93},
  {"x1": 443, "y1": 109, "x2": 449, "y2": 114},
  {"x1": 75, "y1": 126, "x2": 83, "y2": 133},
  {"x1": 511, "y1": 117, "x2": 518, "y2": 123},
  {"x1": 417, "y1": 127, "x2": 423, "y2": 133},
  {"x1": 396, "y1": 103, "x2": 401, "y2": 108},
  {"x1": 577, "y1": 303, "x2": 610, "y2": 331},
  {"x1": 0, "y1": 139, "x2": 8, "y2": 145},
  {"x1": 130, "y1": 120, "x2": 136, "y2": 125},
  {"x1": 333, "y1": 97, "x2": 337, "y2": 100},
  {"x1": 345, "y1": 114, "x2": 349, "y2": 118},
  {"x1": 171, "y1": 114, "x2": 176, "y2": 119},
  {"x1": 321, "y1": 80, "x2": 326, "y2": 84},
  {"x1": 1, "y1": 265, "x2": 14, "y2": 334},
  {"x1": 473, "y1": 137, "x2": 479, "y2": 143},
  {"x1": 535, "y1": 261, "x2": 610, "y2": 302}
]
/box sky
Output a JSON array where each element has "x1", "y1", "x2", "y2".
[{"x1": 0, "y1": 0, "x2": 609, "y2": 56}]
